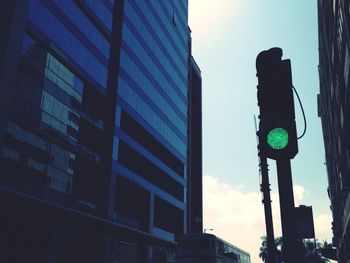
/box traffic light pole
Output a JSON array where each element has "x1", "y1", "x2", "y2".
[
  {"x1": 256, "y1": 48, "x2": 302, "y2": 262},
  {"x1": 276, "y1": 158, "x2": 302, "y2": 263},
  {"x1": 259, "y1": 154, "x2": 277, "y2": 263}
]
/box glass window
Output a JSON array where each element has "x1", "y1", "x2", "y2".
[
  {"x1": 81, "y1": 0, "x2": 113, "y2": 31},
  {"x1": 123, "y1": 2, "x2": 189, "y2": 95},
  {"x1": 47, "y1": 143, "x2": 75, "y2": 194},
  {"x1": 119, "y1": 50, "x2": 187, "y2": 135},
  {"x1": 119, "y1": 43, "x2": 187, "y2": 116},
  {"x1": 159, "y1": 0, "x2": 188, "y2": 42},
  {"x1": 6, "y1": 122, "x2": 47, "y2": 151},
  {"x1": 28, "y1": 0, "x2": 108, "y2": 88},
  {"x1": 120, "y1": 110, "x2": 185, "y2": 177},
  {"x1": 41, "y1": 53, "x2": 83, "y2": 141},
  {"x1": 46, "y1": 53, "x2": 83, "y2": 102},
  {"x1": 118, "y1": 78, "x2": 186, "y2": 156},
  {"x1": 47, "y1": 166, "x2": 73, "y2": 194},
  {"x1": 129, "y1": 0, "x2": 188, "y2": 60},
  {"x1": 50, "y1": 0, "x2": 110, "y2": 57},
  {"x1": 41, "y1": 91, "x2": 79, "y2": 141},
  {"x1": 27, "y1": 158, "x2": 46, "y2": 173},
  {"x1": 68, "y1": 111, "x2": 80, "y2": 127}
]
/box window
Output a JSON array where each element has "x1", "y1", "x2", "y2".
[
  {"x1": 28, "y1": 0, "x2": 109, "y2": 87},
  {"x1": 68, "y1": 111, "x2": 80, "y2": 126},
  {"x1": 41, "y1": 53, "x2": 84, "y2": 140},
  {"x1": 120, "y1": 110, "x2": 184, "y2": 176},
  {"x1": 27, "y1": 158, "x2": 46, "y2": 173},
  {"x1": 47, "y1": 166, "x2": 72, "y2": 194},
  {"x1": 45, "y1": 53, "x2": 83, "y2": 102},
  {"x1": 118, "y1": 141, "x2": 184, "y2": 201},
  {"x1": 67, "y1": 126, "x2": 78, "y2": 140},
  {"x1": 154, "y1": 197, "x2": 184, "y2": 233},
  {"x1": 47, "y1": 144, "x2": 76, "y2": 194},
  {"x1": 6, "y1": 122, "x2": 48, "y2": 151}
]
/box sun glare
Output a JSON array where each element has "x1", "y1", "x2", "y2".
[{"x1": 189, "y1": 0, "x2": 238, "y2": 34}]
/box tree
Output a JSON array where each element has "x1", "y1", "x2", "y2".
[
  {"x1": 259, "y1": 236, "x2": 268, "y2": 262},
  {"x1": 301, "y1": 239, "x2": 330, "y2": 263},
  {"x1": 259, "y1": 236, "x2": 283, "y2": 263},
  {"x1": 259, "y1": 236, "x2": 330, "y2": 263}
]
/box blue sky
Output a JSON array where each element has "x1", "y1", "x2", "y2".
[{"x1": 189, "y1": 1, "x2": 332, "y2": 262}]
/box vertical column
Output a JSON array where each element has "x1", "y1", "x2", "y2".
[
  {"x1": 102, "y1": 1, "x2": 126, "y2": 262},
  {"x1": 276, "y1": 159, "x2": 302, "y2": 262},
  {"x1": 103, "y1": 0, "x2": 125, "y2": 219},
  {"x1": 148, "y1": 193, "x2": 155, "y2": 263},
  {"x1": 260, "y1": 155, "x2": 277, "y2": 263}
]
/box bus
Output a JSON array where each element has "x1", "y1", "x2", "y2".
[{"x1": 176, "y1": 233, "x2": 251, "y2": 263}]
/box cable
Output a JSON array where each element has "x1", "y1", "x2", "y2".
[{"x1": 292, "y1": 85, "x2": 307, "y2": 139}]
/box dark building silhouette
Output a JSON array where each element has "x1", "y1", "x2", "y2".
[
  {"x1": 187, "y1": 55, "x2": 203, "y2": 234},
  {"x1": 0, "y1": 0, "x2": 202, "y2": 262},
  {"x1": 317, "y1": 0, "x2": 350, "y2": 262}
]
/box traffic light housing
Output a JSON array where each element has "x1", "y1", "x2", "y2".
[{"x1": 256, "y1": 48, "x2": 298, "y2": 160}]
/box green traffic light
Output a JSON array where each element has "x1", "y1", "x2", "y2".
[{"x1": 267, "y1": 128, "x2": 289, "y2": 149}]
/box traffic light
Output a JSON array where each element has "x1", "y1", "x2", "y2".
[{"x1": 256, "y1": 48, "x2": 298, "y2": 160}]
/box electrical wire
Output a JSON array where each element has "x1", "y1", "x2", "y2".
[{"x1": 292, "y1": 85, "x2": 307, "y2": 139}]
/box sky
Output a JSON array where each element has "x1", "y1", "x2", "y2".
[{"x1": 188, "y1": 1, "x2": 333, "y2": 262}]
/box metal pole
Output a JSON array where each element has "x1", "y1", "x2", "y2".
[
  {"x1": 260, "y1": 154, "x2": 277, "y2": 263},
  {"x1": 255, "y1": 117, "x2": 277, "y2": 263},
  {"x1": 276, "y1": 158, "x2": 302, "y2": 263}
]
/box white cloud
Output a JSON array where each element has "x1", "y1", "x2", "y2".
[
  {"x1": 203, "y1": 175, "x2": 272, "y2": 263},
  {"x1": 314, "y1": 213, "x2": 333, "y2": 242},
  {"x1": 293, "y1": 185, "x2": 305, "y2": 206},
  {"x1": 203, "y1": 175, "x2": 333, "y2": 263}
]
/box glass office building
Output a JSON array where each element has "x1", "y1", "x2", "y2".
[
  {"x1": 317, "y1": 0, "x2": 350, "y2": 262},
  {"x1": 112, "y1": 0, "x2": 188, "y2": 235},
  {"x1": 0, "y1": 0, "x2": 201, "y2": 262}
]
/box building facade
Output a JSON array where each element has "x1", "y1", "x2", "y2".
[
  {"x1": 0, "y1": 0, "x2": 202, "y2": 262},
  {"x1": 187, "y1": 55, "x2": 203, "y2": 234},
  {"x1": 317, "y1": 0, "x2": 350, "y2": 262}
]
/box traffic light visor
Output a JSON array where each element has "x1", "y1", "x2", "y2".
[{"x1": 267, "y1": 128, "x2": 289, "y2": 150}]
